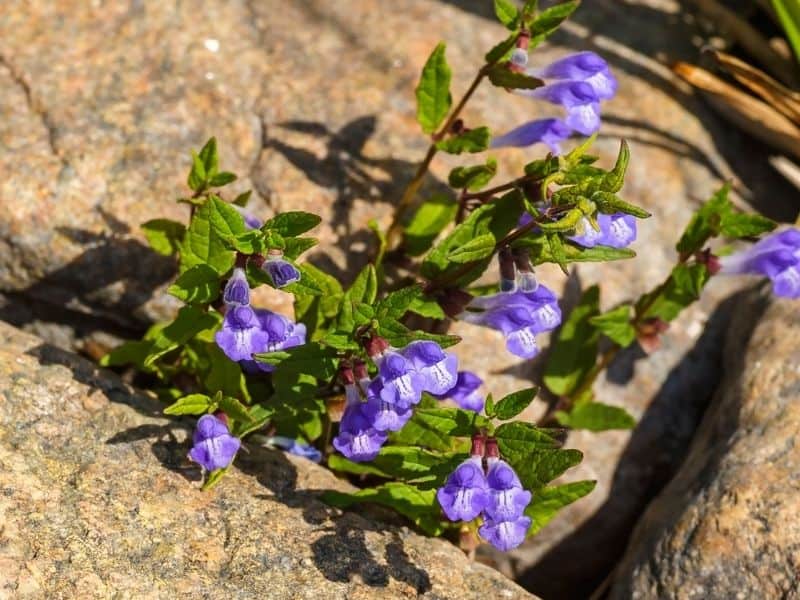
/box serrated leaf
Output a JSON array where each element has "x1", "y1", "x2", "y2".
[
  {"x1": 322, "y1": 483, "x2": 446, "y2": 536},
  {"x1": 487, "y1": 66, "x2": 544, "y2": 89},
  {"x1": 283, "y1": 237, "x2": 318, "y2": 260},
  {"x1": 408, "y1": 296, "x2": 447, "y2": 320},
  {"x1": 254, "y1": 342, "x2": 339, "y2": 379},
  {"x1": 589, "y1": 304, "x2": 636, "y2": 347},
  {"x1": 167, "y1": 264, "x2": 220, "y2": 304},
  {"x1": 202, "y1": 342, "x2": 248, "y2": 400},
  {"x1": 141, "y1": 219, "x2": 186, "y2": 256},
  {"x1": 494, "y1": 387, "x2": 539, "y2": 420},
  {"x1": 448, "y1": 158, "x2": 498, "y2": 191},
  {"x1": 719, "y1": 212, "x2": 776, "y2": 238},
  {"x1": 198, "y1": 137, "x2": 219, "y2": 177},
  {"x1": 416, "y1": 42, "x2": 452, "y2": 134},
  {"x1": 164, "y1": 393, "x2": 213, "y2": 415},
  {"x1": 280, "y1": 263, "x2": 327, "y2": 296},
  {"x1": 435, "y1": 127, "x2": 491, "y2": 154},
  {"x1": 494, "y1": 0, "x2": 519, "y2": 28},
  {"x1": 99, "y1": 340, "x2": 153, "y2": 369},
  {"x1": 525, "y1": 480, "x2": 596, "y2": 536},
  {"x1": 375, "y1": 285, "x2": 423, "y2": 321},
  {"x1": 377, "y1": 319, "x2": 461, "y2": 349},
  {"x1": 391, "y1": 407, "x2": 488, "y2": 452},
  {"x1": 676, "y1": 185, "x2": 732, "y2": 255},
  {"x1": 447, "y1": 233, "x2": 496, "y2": 263},
  {"x1": 188, "y1": 150, "x2": 207, "y2": 191},
  {"x1": 543, "y1": 285, "x2": 600, "y2": 396},
  {"x1": 405, "y1": 194, "x2": 458, "y2": 256},
  {"x1": 637, "y1": 263, "x2": 710, "y2": 322},
  {"x1": 513, "y1": 235, "x2": 636, "y2": 265},
  {"x1": 329, "y1": 446, "x2": 465, "y2": 488},
  {"x1": 228, "y1": 229, "x2": 266, "y2": 254},
  {"x1": 144, "y1": 306, "x2": 220, "y2": 367},
  {"x1": 180, "y1": 196, "x2": 247, "y2": 274},
  {"x1": 592, "y1": 192, "x2": 651, "y2": 219},
  {"x1": 555, "y1": 402, "x2": 636, "y2": 431},
  {"x1": 263, "y1": 211, "x2": 321, "y2": 237}
]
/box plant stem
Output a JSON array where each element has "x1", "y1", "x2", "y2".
[{"x1": 386, "y1": 67, "x2": 489, "y2": 250}]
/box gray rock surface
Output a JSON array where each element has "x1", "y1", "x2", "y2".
[
  {"x1": 609, "y1": 289, "x2": 800, "y2": 599},
  {"x1": 0, "y1": 0, "x2": 795, "y2": 596},
  {"x1": 0, "y1": 320, "x2": 533, "y2": 599}
]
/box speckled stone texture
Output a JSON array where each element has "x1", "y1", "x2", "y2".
[
  {"x1": 609, "y1": 289, "x2": 800, "y2": 599},
  {"x1": 0, "y1": 0, "x2": 794, "y2": 596},
  {"x1": 0, "y1": 321, "x2": 533, "y2": 599}
]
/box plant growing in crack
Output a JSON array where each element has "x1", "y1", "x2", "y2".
[{"x1": 102, "y1": 0, "x2": 796, "y2": 553}]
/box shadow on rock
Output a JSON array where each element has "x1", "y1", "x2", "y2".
[{"x1": 517, "y1": 286, "x2": 770, "y2": 599}]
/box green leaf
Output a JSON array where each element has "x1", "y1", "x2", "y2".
[
  {"x1": 322, "y1": 483, "x2": 446, "y2": 536},
  {"x1": 270, "y1": 372, "x2": 326, "y2": 440},
  {"x1": 209, "y1": 171, "x2": 237, "y2": 187},
  {"x1": 263, "y1": 211, "x2": 322, "y2": 237},
  {"x1": 415, "y1": 42, "x2": 452, "y2": 134},
  {"x1": 525, "y1": 480, "x2": 596, "y2": 536},
  {"x1": 144, "y1": 306, "x2": 220, "y2": 367},
  {"x1": 592, "y1": 192, "x2": 651, "y2": 219},
  {"x1": 232, "y1": 190, "x2": 252, "y2": 207},
  {"x1": 329, "y1": 446, "x2": 464, "y2": 488},
  {"x1": 405, "y1": 194, "x2": 458, "y2": 256},
  {"x1": 448, "y1": 158, "x2": 498, "y2": 191},
  {"x1": 447, "y1": 233, "x2": 496, "y2": 263},
  {"x1": 378, "y1": 319, "x2": 461, "y2": 349},
  {"x1": 495, "y1": 421, "x2": 583, "y2": 490},
  {"x1": 283, "y1": 237, "x2": 318, "y2": 260},
  {"x1": 188, "y1": 151, "x2": 207, "y2": 192},
  {"x1": 524, "y1": 156, "x2": 560, "y2": 178},
  {"x1": 513, "y1": 235, "x2": 636, "y2": 265},
  {"x1": 494, "y1": 387, "x2": 539, "y2": 420},
  {"x1": 485, "y1": 33, "x2": 518, "y2": 64},
  {"x1": 487, "y1": 66, "x2": 543, "y2": 89},
  {"x1": 494, "y1": 0, "x2": 520, "y2": 28},
  {"x1": 164, "y1": 393, "x2": 213, "y2": 415},
  {"x1": 599, "y1": 139, "x2": 630, "y2": 193},
  {"x1": 198, "y1": 137, "x2": 219, "y2": 177},
  {"x1": 167, "y1": 264, "x2": 221, "y2": 304},
  {"x1": 180, "y1": 196, "x2": 247, "y2": 274},
  {"x1": 555, "y1": 402, "x2": 636, "y2": 431},
  {"x1": 254, "y1": 342, "x2": 339, "y2": 379},
  {"x1": 719, "y1": 212, "x2": 776, "y2": 238},
  {"x1": 435, "y1": 127, "x2": 491, "y2": 154},
  {"x1": 99, "y1": 340, "x2": 153, "y2": 369},
  {"x1": 141, "y1": 219, "x2": 186, "y2": 256},
  {"x1": 543, "y1": 285, "x2": 601, "y2": 396},
  {"x1": 375, "y1": 285, "x2": 423, "y2": 322},
  {"x1": 391, "y1": 407, "x2": 488, "y2": 452},
  {"x1": 348, "y1": 264, "x2": 378, "y2": 304},
  {"x1": 218, "y1": 395, "x2": 253, "y2": 423},
  {"x1": 202, "y1": 342, "x2": 248, "y2": 400},
  {"x1": 228, "y1": 229, "x2": 266, "y2": 254},
  {"x1": 589, "y1": 304, "x2": 636, "y2": 347},
  {"x1": 675, "y1": 185, "x2": 731, "y2": 255},
  {"x1": 529, "y1": 1, "x2": 579, "y2": 46},
  {"x1": 408, "y1": 296, "x2": 447, "y2": 320},
  {"x1": 638, "y1": 263, "x2": 710, "y2": 322},
  {"x1": 772, "y1": 0, "x2": 800, "y2": 63}
]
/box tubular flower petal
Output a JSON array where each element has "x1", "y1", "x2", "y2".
[
  {"x1": 432, "y1": 371, "x2": 485, "y2": 413},
  {"x1": 188, "y1": 414, "x2": 241, "y2": 471},
  {"x1": 720, "y1": 228, "x2": 800, "y2": 298},
  {"x1": 478, "y1": 515, "x2": 532, "y2": 551},
  {"x1": 436, "y1": 457, "x2": 491, "y2": 522},
  {"x1": 222, "y1": 267, "x2": 250, "y2": 306}
]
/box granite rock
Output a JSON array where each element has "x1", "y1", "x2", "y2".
[
  {"x1": 609, "y1": 289, "x2": 800, "y2": 599},
  {"x1": 0, "y1": 320, "x2": 533, "y2": 599}
]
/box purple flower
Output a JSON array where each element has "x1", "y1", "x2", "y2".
[
  {"x1": 400, "y1": 341, "x2": 458, "y2": 396},
  {"x1": 436, "y1": 457, "x2": 491, "y2": 522},
  {"x1": 363, "y1": 379, "x2": 414, "y2": 432},
  {"x1": 569, "y1": 213, "x2": 637, "y2": 249},
  {"x1": 268, "y1": 435, "x2": 322, "y2": 463},
  {"x1": 460, "y1": 286, "x2": 562, "y2": 359},
  {"x1": 491, "y1": 118, "x2": 572, "y2": 154},
  {"x1": 478, "y1": 515, "x2": 532, "y2": 551},
  {"x1": 333, "y1": 393, "x2": 388, "y2": 462},
  {"x1": 222, "y1": 267, "x2": 250, "y2": 306},
  {"x1": 264, "y1": 255, "x2": 301, "y2": 288},
  {"x1": 375, "y1": 351, "x2": 427, "y2": 408},
  {"x1": 720, "y1": 228, "x2": 800, "y2": 298},
  {"x1": 484, "y1": 458, "x2": 531, "y2": 522},
  {"x1": 188, "y1": 414, "x2": 241, "y2": 471},
  {"x1": 531, "y1": 51, "x2": 618, "y2": 101},
  {"x1": 214, "y1": 305, "x2": 272, "y2": 362},
  {"x1": 522, "y1": 81, "x2": 602, "y2": 136},
  {"x1": 241, "y1": 309, "x2": 307, "y2": 373},
  {"x1": 432, "y1": 371, "x2": 484, "y2": 412}
]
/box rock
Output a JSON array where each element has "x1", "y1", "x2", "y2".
[
  {"x1": 0, "y1": 0, "x2": 795, "y2": 596},
  {"x1": 609, "y1": 289, "x2": 800, "y2": 599},
  {"x1": 0, "y1": 320, "x2": 533, "y2": 599}
]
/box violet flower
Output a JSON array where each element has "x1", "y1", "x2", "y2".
[
  {"x1": 333, "y1": 383, "x2": 388, "y2": 462},
  {"x1": 375, "y1": 351, "x2": 427, "y2": 408},
  {"x1": 525, "y1": 81, "x2": 601, "y2": 135},
  {"x1": 720, "y1": 228, "x2": 800, "y2": 298},
  {"x1": 490, "y1": 118, "x2": 572, "y2": 155},
  {"x1": 484, "y1": 458, "x2": 532, "y2": 522},
  {"x1": 478, "y1": 515, "x2": 533, "y2": 552},
  {"x1": 188, "y1": 414, "x2": 241, "y2": 471},
  {"x1": 432, "y1": 371, "x2": 485, "y2": 413},
  {"x1": 459, "y1": 286, "x2": 562, "y2": 359},
  {"x1": 400, "y1": 340, "x2": 459, "y2": 397},
  {"x1": 263, "y1": 251, "x2": 301, "y2": 288},
  {"x1": 363, "y1": 378, "x2": 414, "y2": 432},
  {"x1": 214, "y1": 305, "x2": 272, "y2": 362},
  {"x1": 531, "y1": 51, "x2": 618, "y2": 101},
  {"x1": 436, "y1": 456, "x2": 491, "y2": 522},
  {"x1": 222, "y1": 267, "x2": 250, "y2": 306},
  {"x1": 569, "y1": 213, "x2": 637, "y2": 249}
]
